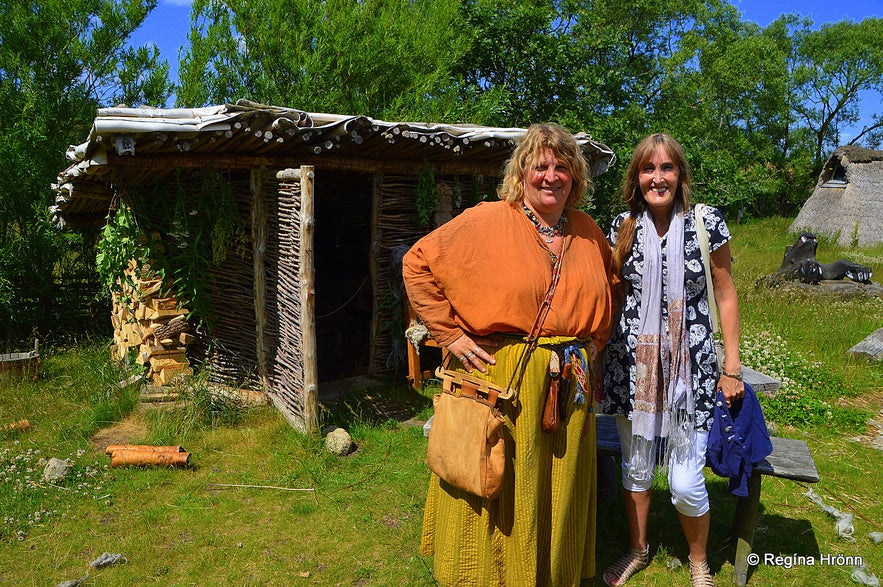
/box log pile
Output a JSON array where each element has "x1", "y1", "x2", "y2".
[{"x1": 111, "y1": 261, "x2": 195, "y2": 386}]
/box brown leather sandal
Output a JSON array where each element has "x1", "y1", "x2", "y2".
[
  {"x1": 688, "y1": 557, "x2": 716, "y2": 587},
  {"x1": 603, "y1": 546, "x2": 650, "y2": 586}
]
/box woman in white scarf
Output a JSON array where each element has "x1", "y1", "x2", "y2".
[{"x1": 601, "y1": 134, "x2": 744, "y2": 587}]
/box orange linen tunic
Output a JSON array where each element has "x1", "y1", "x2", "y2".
[
  {"x1": 403, "y1": 200, "x2": 615, "y2": 586},
  {"x1": 404, "y1": 200, "x2": 614, "y2": 348}
]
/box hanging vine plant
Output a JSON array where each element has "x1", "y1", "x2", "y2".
[
  {"x1": 96, "y1": 168, "x2": 247, "y2": 328},
  {"x1": 95, "y1": 197, "x2": 157, "y2": 300},
  {"x1": 416, "y1": 164, "x2": 439, "y2": 228}
]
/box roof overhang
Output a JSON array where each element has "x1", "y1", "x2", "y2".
[{"x1": 52, "y1": 100, "x2": 616, "y2": 228}]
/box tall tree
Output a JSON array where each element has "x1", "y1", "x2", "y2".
[
  {"x1": 0, "y1": 0, "x2": 171, "y2": 344},
  {"x1": 177, "y1": 0, "x2": 498, "y2": 122},
  {"x1": 451, "y1": 0, "x2": 576, "y2": 127},
  {"x1": 793, "y1": 19, "x2": 883, "y2": 165}
]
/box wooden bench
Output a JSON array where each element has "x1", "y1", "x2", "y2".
[{"x1": 596, "y1": 414, "x2": 820, "y2": 587}]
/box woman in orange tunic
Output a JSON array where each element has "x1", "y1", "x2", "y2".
[{"x1": 404, "y1": 123, "x2": 615, "y2": 586}]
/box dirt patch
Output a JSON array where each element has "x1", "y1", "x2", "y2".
[{"x1": 89, "y1": 408, "x2": 151, "y2": 454}]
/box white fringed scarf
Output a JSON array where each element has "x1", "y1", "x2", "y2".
[{"x1": 627, "y1": 205, "x2": 695, "y2": 481}]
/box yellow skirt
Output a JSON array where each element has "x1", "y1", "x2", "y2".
[{"x1": 421, "y1": 336, "x2": 597, "y2": 587}]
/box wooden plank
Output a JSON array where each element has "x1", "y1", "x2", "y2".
[
  {"x1": 848, "y1": 327, "x2": 883, "y2": 361},
  {"x1": 596, "y1": 415, "x2": 819, "y2": 483},
  {"x1": 733, "y1": 473, "x2": 762, "y2": 587},
  {"x1": 755, "y1": 436, "x2": 820, "y2": 482},
  {"x1": 743, "y1": 367, "x2": 781, "y2": 394}
]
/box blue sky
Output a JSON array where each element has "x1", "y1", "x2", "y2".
[{"x1": 131, "y1": 0, "x2": 881, "y2": 138}]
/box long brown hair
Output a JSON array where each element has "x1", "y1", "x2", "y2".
[
  {"x1": 498, "y1": 123, "x2": 593, "y2": 208},
  {"x1": 611, "y1": 133, "x2": 694, "y2": 276}
]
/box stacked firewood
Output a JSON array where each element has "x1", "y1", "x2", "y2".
[{"x1": 111, "y1": 261, "x2": 195, "y2": 386}]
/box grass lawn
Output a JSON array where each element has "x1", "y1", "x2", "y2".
[{"x1": 1, "y1": 216, "x2": 882, "y2": 586}]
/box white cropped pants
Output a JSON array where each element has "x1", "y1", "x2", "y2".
[{"x1": 616, "y1": 415, "x2": 710, "y2": 518}]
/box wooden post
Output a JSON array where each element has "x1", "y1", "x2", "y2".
[
  {"x1": 299, "y1": 165, "x2": 318, "y2": 433},
  {"x1": 251, "y1": 168, "x2": 270, "y2": 391},
  {"x1": 732, "y1": 472, "x2": 762, "y2": 587},
  {"x1": 368, "y1": 171, "x2": 382, "y2": 377}
]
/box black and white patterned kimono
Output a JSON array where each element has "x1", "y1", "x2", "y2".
[{"x1": 602, "y1": 206, "x2": 731, "y2": 432}]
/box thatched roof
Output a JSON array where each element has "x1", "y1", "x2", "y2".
[
  {"x1": 831, "y1": 145, "x2": 883, "y2": 165},
  {"x1": 52, "y1": 100, "x2": 615, "y2": 228},
  {"x1": 790, "y1": 145, "x2": 883, "y2": 246}
]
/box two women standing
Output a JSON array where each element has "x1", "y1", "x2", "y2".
[{"x1": 405, "y1": 127, "x2": 743, "y2": 587}]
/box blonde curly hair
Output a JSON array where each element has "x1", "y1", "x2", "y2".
[{"x1": 497, "y1": 123, "x2": 593, "y2": 208}]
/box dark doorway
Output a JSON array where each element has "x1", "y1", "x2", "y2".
[{"x1": 313, "y1": 172, "x2": 374, "y2": 382}]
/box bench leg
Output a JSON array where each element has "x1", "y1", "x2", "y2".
[{"x1": 732, "y1": 472, "x2": 761, "y2": 587}]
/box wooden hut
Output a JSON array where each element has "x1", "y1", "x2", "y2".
[
  {"x1": 791, "y1": 145, "x2": 883, "y2": 246},
  {"x1": 52, "y1": 101, "x2": 615, "y2": 432}
]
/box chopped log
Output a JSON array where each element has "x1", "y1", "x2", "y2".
[
  {"x1": 140, "y1": 390, "x2": 182, "y2": 402},
  {"x1": 151, "y1": 359, "x2": 192, "y2": 385},
  {"x1": 135, "y1": 304, "x2": 149, "y2": 320},
  {"x1": 110, "y1": 449, "x2": 191, "y2": 468},
  {"x1": 123, "y1": 322, "x2": 142, "y2": 345},
  {"x1": 152, "y1": 315, "x2": 188, "y2": 341},
  {"x1": 848, "y1": 327, "x2": 883, "y2": 362},
  {"x1": 146, "y1": 307, "x2": 189, "y2": 320},
  {"x1": 150, "y1": 297, "x2": 179, "y2": 311},
  {"x1": 147, "y1": 349, "x2": 186, "y2": 361},
  {"x1": 139, "y1": 279, "x2": 163, "y2": 297},
  {"x1": 105, "y1": 444, "x2": 185, "y2": 456}
]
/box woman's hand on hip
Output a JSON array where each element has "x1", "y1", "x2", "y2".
[{"x1": 446, "y1": 334, "x2": 498, "y2": 373}]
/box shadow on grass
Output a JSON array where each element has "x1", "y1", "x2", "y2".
[
  {"x1": 319, "y1": 375, "x2": 434, "y2": 429},
  {"x1": 596, "y1": 456, "x2": 820, "y2": 583}
]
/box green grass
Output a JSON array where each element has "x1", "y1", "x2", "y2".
[
  {"x1": 1, "y1": 216, "x2": 882, "y2": 586},
  {"x1": 731, "y1": 217, "x2": 883, "y2": 430}
]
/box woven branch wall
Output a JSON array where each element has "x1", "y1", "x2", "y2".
[
  {"x1": 267, "y1": 174, "x2": 306, "y2": 426},
  {"x1": 373, "y1": 174, "x2": 489, "y2": 376},
  {"x1": 196, "y1": 172, "x2": 261, "y2": 386}
]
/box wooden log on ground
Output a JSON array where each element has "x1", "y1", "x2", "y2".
[
  {"x1": 110, "y1": 449, "x2": 191, "y2": 468},
  {"x1": 105, "y1": 444, "x2": 185, "y2": 455}
]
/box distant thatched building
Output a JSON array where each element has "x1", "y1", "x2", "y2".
[
  {"x1": 791, "y1": 145, "x2": 883, "y2": 246},
  {"x1": 52, "y1": 101, "x2": 614, "y2": 431}
]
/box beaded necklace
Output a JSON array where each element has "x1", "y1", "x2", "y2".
[{"x1": 522, "y1": 205, "x2": 566, "y2": 244}]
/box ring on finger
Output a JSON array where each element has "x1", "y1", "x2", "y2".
[
  {"x1": 459, "y1": 355, "x2": 468, "y2": 362},
  {"x1": 465, "y1": 351, "x2": 476, "y2": 359}
]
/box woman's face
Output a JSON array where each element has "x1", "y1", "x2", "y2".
[
  {"x1": 522, "y1": 148, "x2": 573, "y2": 220},
  {"x1": 638, "y1": 145, "x2": 680, "y2": 217}
]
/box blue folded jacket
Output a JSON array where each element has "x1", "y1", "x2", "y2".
[{"x1": 707, "y1": 382, "x2": 773, "y2": 497}]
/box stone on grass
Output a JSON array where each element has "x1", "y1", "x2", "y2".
[
  {"x1": 43, "y1": 457, "x2": 71, "y2": 483},
  {"x1": 324, "y1": 427, "x2": 354, "y2": 456}
]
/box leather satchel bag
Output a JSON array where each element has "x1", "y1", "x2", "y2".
[
  {"x1": 425, "y1": 242, "x2": 564, "y2": 499},
  {"x1": 426, "y1": 370, "x2": 510, "y2": 500}
]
